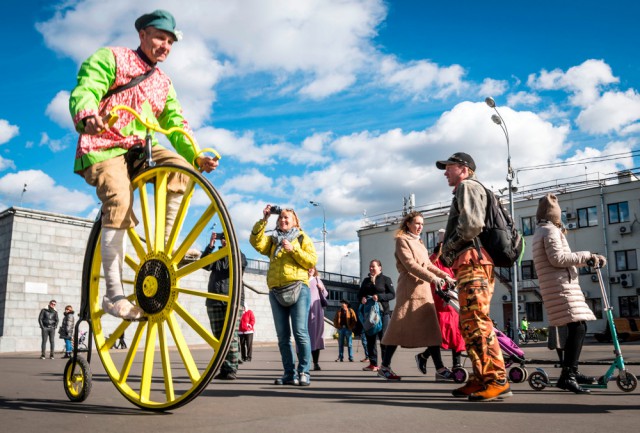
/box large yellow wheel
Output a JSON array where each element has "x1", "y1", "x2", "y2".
[{"x1": 84, "y1": 164, "x2": 241, "y2": 411}]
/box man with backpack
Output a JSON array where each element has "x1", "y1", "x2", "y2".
[{"x1": 436, "y1": 152, "x2": 511, "y2": 402}]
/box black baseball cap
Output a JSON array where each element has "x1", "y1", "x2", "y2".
[{"x1": 435, "y1": 152, "x2": 476, "y2": 171}]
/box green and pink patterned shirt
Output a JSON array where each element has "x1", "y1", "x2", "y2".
[{"x1": 69, "y1": 46, "x2": 196, "y2": 173}]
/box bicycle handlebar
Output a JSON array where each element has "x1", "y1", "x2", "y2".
[{"x1": 106, "y1": 105, "x2": 221, "y2": 168}]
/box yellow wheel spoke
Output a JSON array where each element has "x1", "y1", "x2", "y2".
[
  {"x1": 177, "y1": 286, "x2": 231, "y2": 304},
  {"x1": 154, "y1": 170, "x2": 169, "y2": 253},
  {"x1": 172, "y1": 202, "x2": 217, "y2": 268},
  {"x1": 127, "y1": 227, "x2": 147, "y2": 262},
  {"x1": 135, "y1": 179, "x2": 152, "y2": 253},
  {"x1": 165, "y1": 178, "x2": 196, "y2": 254},
  {"x1": 158, "y1": 322, "x2": 175, "y2": 401},
  {"x1": 140, "y1": 321, "x2": 158, "y2": 403},
  {"x1": 117, "y1": 321, "x2": 147, "y2": 387},
  {"x1": 178, "y1": 244, "x2": 228, "y2": 279},
  {"x1": 173, "y1": 301, "x2": 219, "y2": 350},
  {"x1": 166, "y1": 310, "x2": 203, "y2": 383}
]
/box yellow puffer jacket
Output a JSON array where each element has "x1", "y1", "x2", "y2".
[{"x1": 250, "y1": 220, "x2": 317, "y2": 289}]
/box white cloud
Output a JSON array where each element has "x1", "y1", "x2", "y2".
[
  {"x1": 0, "y1": 156, "x2": 16, "y2": 172},
  {"x1": 576, "y1": 89, "x2": 640, "y2": 134},
  {"x1": 507, "y1": 91, "x2": 541, "y2": 107},
  {"x1": 479, "y1": 78, "x2": 508, "y2": 99},
  {"x1": 39, "y1": 132, "x2": 69, "y2": 153},
  {"x1": 0, "y1": 119, "x2": 19, "y2": 145},
  {"x1": 195, "y1": 126, "x2": 285, "y2": 165},
  {"x1": 45, "y1": 91, "x2": 74, "y2": 130},
  {"x1": 379, "y1": 56, "x2": 467, "y2": 99},
  {"x1": 0, "y1": 170, "x2": 95, "y2": 214},
  {"x1": 527, "y1": 59, "x2": 619, "y2": 107},
  {"x1": 220, "y1": 169, "x2": 274, "y2": 194}
]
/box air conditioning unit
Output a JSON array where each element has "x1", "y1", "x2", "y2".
[
  {"x1": 566, "y1": 222, "x2": 577, "y2": 230},
  {"x1": 566, "y1": 212, "x2": 576, "y2": 220},
  {"x1": 619, "y1": 224, "x2": 632, "y2": 235},
  {"x1": 620, "y1": 273, "x2": 635, "y2": 288},
  {"x1": 610, "y1": 276, "x2": 620, "y2": 284},
  {"x1": 517, "y1": 295, "x2": 526, "y2": 302},
  {"x1": 501, "y1": 294, "x2": 512, "y2": 302},
  {"x1": 590, "y1": 274, "x2": 598, "y2": 282}
]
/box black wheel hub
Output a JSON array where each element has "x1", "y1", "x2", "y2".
[{"x1": 135, "y1": 259, "x2": 172, "y2": 314}]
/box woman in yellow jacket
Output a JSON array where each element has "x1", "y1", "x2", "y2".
[{"x1": 250, "y1": 205, "x2": 317, "y2": 386}]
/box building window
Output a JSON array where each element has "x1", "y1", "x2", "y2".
[
  {"x1": 328, "y1": 290, "x2": 342, "y2": 301},
  {"x1": 521, "y1": 216, "x2": 535, "y2": 236},
  {"x1": 586, "y1": 298, "x2": 603, "y2": 320},
  {"x1": 424, "y1": 230, "x2": 439, "y2": 252},
  {"x1": 577, "y1": 206, "x2": 598, "y2": 228},
  {"x1": 608, "y1": 202, "x2": 630, "y2": 224},
  {"x1": 497, "y1": 267, "x2": 512, "y2": 282},
  {"x1": 525, "y1": 302, "x2": 544, "y2": 321},
  {"x1": 615, "y1": 250, "x2": 638, "y2": 272},
  {"x1": 619, "y1": 296, "x2": 639, "y2": 318},
  {"x1": 521, "y1": 260, "x2": 537, "y2": 280}
]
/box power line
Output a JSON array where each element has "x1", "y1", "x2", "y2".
[{"x1": 516, "y1": 150, "x2": 640, "y2": 172}]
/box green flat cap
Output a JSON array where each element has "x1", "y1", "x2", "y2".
[{"x1": 135, "y1": 9, "x2": 181, "y2": 41}]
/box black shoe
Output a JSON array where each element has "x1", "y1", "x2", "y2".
[
  {"x1": 575, "y1": 371, "x2": 597, "y2": 384},
  {"x1": 557, "y1": 368, "x2": 590, "y2": 394},
  {"x1": 214, "y1": 371, "x2": 237, "y2": 380},
  {"x1": 238, "y1": 359, "x2": 244, "y2": 365},
  {"x1": 415, "y1": 353, "x2": 427, "y2": 375},
  {"x1": 313, "y1": 364, "x2": 321, "y2": 371}
]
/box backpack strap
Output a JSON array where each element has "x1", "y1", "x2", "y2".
[{"x1": 102, "y1": 67, "x2": 157, "y2": 100}]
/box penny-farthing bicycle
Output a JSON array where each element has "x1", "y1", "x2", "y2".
[{"x1": 63, "y1": 105, "x2": 242, "y2": 411}]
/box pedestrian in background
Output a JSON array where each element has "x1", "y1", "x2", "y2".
[
  {"x1": 59, "y1": 305, "x2": 75, "y2": 358},
  {"x1": 239, "y1": 304, "x2": 255, "y2": 362},
  {"x1": 38, "y1": 300, "x2": 59, "y2": 359},
  {"x1": 308, "y1": 267, "x2": 328, "y2": 370},
  {"x1": 333, "y1": 300, "x2": 357, "y2": 362},
  {"x1": 358, "y1": 259, "x2": 395, "y2": 372}
]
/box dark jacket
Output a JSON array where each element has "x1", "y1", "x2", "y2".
[
  {"x1": 59, "y1": 311, "x2": 75, "y2": 339},
  {"x1": 202, "y1": 245, "x2": 248, "y2": 307},
  {"x1": 38, "y1": 307, "x2": 59, "y2": 329},
  {"x1": 357, "y1": 273, "x2": 395, "y2": 314}
]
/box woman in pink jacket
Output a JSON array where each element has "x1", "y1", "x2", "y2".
[
  {"x1": 532, "y1": 193, "x2": 606, "y2": 394},
  {"x1": 238, "y1": 306, "x2": 256, "y2": 362}
]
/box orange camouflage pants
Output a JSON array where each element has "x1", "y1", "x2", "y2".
[{"x1": 456, "y1": 262, "x2": 507, "y2": 383}]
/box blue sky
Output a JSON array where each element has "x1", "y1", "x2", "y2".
[{"x1": 1, "y1": 0, "x2": 638, "y2": 275}]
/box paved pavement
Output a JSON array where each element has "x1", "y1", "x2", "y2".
[{"x1": 1, "y1": 338, "x2": 639, "y2": 433}]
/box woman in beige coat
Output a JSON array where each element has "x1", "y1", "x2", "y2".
[
  {"x1": 378, "y1": 211, "x2": 456, "y2": 381},
  {"x1": 532, "y1": 193, "x2": 606, "y2": 394}
]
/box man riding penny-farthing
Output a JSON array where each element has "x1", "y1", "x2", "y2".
[{"x1": 64, "y1": 10, "x2": 241, "y2": 411}]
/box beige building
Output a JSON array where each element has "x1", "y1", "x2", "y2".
[{"x1": 358, "y1": 171, "x2": 639, "y2": 334}]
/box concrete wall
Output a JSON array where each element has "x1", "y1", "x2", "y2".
[{"x1": 0, "y1": 207, "x2": 339, "y2": 353}]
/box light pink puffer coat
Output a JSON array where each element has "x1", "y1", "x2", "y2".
[{"x1": 531, "y1": 222, "x2": 596, "y2": 326}]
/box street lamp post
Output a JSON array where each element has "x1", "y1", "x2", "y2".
[
  {"x1": 309, "y1": 200, "x2": 327, "y2": 272},
  {"x1": 485, "y1": 96, "x2": 520, "y2": 340}
]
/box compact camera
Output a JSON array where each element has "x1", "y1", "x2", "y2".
[
  {"x1": 269, "y1": 205, "x2": 282, "y2": 215},
  {"x1": 214, "y1": 232, "x2": 225, "y2": 241}
]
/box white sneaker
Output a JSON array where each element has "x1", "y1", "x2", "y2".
[{"x1": 102, "y1": 296, "x2": 145, "y2": 320}]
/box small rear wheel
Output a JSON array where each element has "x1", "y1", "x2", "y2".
[
  {"x1": 528, "y1": 370, "x2": 549, "y2": 391},
  {"x1": 452, "y1": 367, "x2": 469, "y2": 384},
  {"x1": 508, "y1": 366, "x2": 527, "y2": 383},
  {"x1": 616, "y1": 371, "x2": 638, "y2": 392},
  {"x1": 63, "y1": 356, "x2": 92, "y2": 402}
]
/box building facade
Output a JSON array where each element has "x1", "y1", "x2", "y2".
[{"x1": 358, "y1": 172, "x2": 639, "y2": 334}]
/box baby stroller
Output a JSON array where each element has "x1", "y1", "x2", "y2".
[{"x1": 435, "y1": 283, "x2": 529, "y2": 383}]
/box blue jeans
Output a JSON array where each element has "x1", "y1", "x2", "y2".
[
  {"x1": 338, "y1": 328, "x2": 353, "y2": 360},
  {"x1": 64, "y1": 338, "x2": 73, "y2": 353},
  {"x1": 269, "y1": 284, "x2": 312, "y2": 379}
]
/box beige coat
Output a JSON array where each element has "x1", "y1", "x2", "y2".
[
  {"x1": 382, "y1": 232, "x2": 449, "y2": 348},
  {"x1": 531, "y1": 222, "x2": 596, "y2": 326}
]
